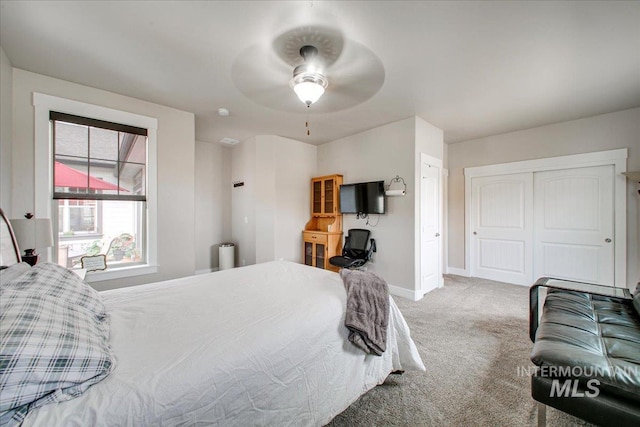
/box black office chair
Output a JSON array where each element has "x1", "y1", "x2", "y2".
[{"x1": 329, "y1": 229, "x2": 377, "y2": 269}]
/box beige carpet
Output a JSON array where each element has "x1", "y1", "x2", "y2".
[{"x1": 328, "y1": 274, "x2": 595, "y2": 427}]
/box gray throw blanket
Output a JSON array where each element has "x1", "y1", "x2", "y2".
[{"x1": 340, "y1": 269, "x2": 389, "y2": 356}]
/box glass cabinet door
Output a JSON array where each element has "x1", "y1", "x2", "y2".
[
  {"x1": 304, "y1": 242, "x2": 313, "y2": 266},
  {"x1": 312, "y1": 181, "x2": 322, "y2": 214},
  {"x1": 324, "y1": 179, "x2": 334, "y2": 214},
  {"x1": 315, "y1": 243, "x2": 325, "y2": 269}
]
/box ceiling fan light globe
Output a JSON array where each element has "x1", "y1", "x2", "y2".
[{"x1": 293, "y1": 81, "x2": 325, "y2": 105}]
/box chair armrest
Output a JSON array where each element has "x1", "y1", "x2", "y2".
[
  {"x1": 529, "y1": 277, "x2": 632, "y2": 342},
  {"x1": 366, "y1": 239, "x2": 377, "y2": 261}
]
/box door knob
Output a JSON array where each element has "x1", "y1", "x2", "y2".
[
  {"x1": 435, "y1": 233, "x2": 440, "y2": 237},
  {"x1": 473, "y1": 231, "x2": 477, "y2": 235},
  {"x1": 605, "y1": 238, "x2": 612, "y2": 243}
]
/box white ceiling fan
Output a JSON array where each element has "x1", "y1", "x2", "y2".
[
  {"x1": 290, "y1": 45, "x2": 329, "y2": 106},
  {"x1": 231, "y1": 25, "x2": 385, "y2": 114}
]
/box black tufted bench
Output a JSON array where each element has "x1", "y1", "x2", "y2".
[{"x1": 529, "y1": 277, "x2": 640, "y2": 427}]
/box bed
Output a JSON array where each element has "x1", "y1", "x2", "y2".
[{"x1": 0, "y1": 210, "x2": 425, "y2": 426}]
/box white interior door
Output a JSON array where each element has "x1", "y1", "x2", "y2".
[
  {"x1": 471, "y1": 173, "x2": 533, "y2": 285},
  {"x1": 421, "y1": 160, "x2": 442, "y2": 294},
  {"x1": 533, "y1": 165, "x2": 614, "y2": 284}
]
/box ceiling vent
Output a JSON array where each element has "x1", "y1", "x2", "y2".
[{"x1": 220, "y1": 137, "x2": 239, "y2": 146}]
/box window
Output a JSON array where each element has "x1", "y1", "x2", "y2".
[
  {"x1": 34, "y1": 93, "x2": 157, "y2": 281},
  {"x1": 51, "y1": 112, "x2": 148, "y2": 271}
]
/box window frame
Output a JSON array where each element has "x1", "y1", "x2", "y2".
[
  {"x1": 51, "y1": 111, "x2": 148, "y2": 202},
  {"x1": 33, "y1": 93, "x2": 158, "y2": 282}
]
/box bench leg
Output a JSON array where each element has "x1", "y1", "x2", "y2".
[{"x1": 537, "y1": 402, "x2": 546, "y2": 427}]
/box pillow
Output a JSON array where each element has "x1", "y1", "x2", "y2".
[
  {"x1": 1, "y1": 262, "x2": 106, "y2": 320},
  {"x1": 0, "y1": 262, "x2": 31, "y2": 284},
  {"x1": 0, "y1": 264, "x2": 115, "y2": 426}
]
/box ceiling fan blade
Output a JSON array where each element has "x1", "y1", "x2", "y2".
[
  {"x1": 231, "y1": 28, "x2": 385, "y2": 114},
  {"x1": 321, "y1": 40, "x2": 385, "y2": 108}
]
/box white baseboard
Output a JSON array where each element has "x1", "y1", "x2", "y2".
[
  {"x1": 446, "y1": 267, "x2": 469, "y2": 276},
  {"x1": 388, "y1": 284, "x2": 423, "y2": 301},
  {"x1": 195, "y1": 268, "x2": 219, "y2": 275}
]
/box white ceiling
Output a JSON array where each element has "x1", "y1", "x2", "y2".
[{"x1": 1, "y1": 1, "x2": 639, "y2": 145}]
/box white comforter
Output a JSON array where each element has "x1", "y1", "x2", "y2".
[{"x1": 24, "y1": 261, "x2": 425, "y2": 426}]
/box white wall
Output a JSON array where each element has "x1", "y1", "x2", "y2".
[
  {"x1": 272, "y1": 136, "x2": 317, "y2": 263},
  {"x1": 0, "y1": 47, "x2": 12, "y2": 212},
  {"x1": 231, "y1": 135, "x2": 316, "y2": 267},
  {"x1": 231, "y1": 137, "x2": 257, "y2": 267},
  {"x1": 317, "y1": 118, "x2": 417, "y2": 293},
  {"x1": 195, "y1": 141, "x2": 232, "y2": 273},
  {"x1": 415, "y1": 118, "x2": 445, "y2": 161},
  {"x1": 255, "y1": 138, "x2": 277, "y2": 263},
  {"x1": 11, "y1": 68, "x2": 196, "y2": 291},
  {"x1": 447, "y1": 108, "x2": 640, "y2": 287}
]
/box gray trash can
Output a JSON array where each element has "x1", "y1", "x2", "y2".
[{"x1": 219, "y1": 243, "x2": 235, "y2": 270}]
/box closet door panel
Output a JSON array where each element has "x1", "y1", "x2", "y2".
[
  {"x1": 533, "y1": 165, "x2": 614, "y2": 284},
  {"x1": 471, "y1": 173, "x2": 533, "y2": 285}
]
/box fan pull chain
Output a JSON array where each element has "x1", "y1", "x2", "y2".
[{"x1": 305, "y1": 108, "x2": 311, "y2": 136}]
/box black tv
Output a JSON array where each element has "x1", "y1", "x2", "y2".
[{"x1": 339, "y1": 181, "x2": 385, "y2": 215}]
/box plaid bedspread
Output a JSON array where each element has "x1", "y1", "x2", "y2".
[{"x1": 0, "y1": 263, "x2": 115, "y2": 426}]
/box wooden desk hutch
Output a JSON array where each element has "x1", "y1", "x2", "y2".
[{"x1": 303, "y1": 174, "x2": 343, "y2": 272}]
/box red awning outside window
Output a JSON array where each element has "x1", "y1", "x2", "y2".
[{"x1": 54, "y1": 161, "x2": 127, "y2": 192}]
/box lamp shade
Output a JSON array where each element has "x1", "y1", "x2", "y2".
[
  {"x1": 293, "y1": 81, "x2": 326, "y2": 106},
  {"x1": 10, "y1": 218, "x2": 53, "y2": 250}
]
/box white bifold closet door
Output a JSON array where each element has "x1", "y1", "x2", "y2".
[
  {"x1": 533, "y1": 165, "x2": 614, "y2": 285},
  {"x1": 471, "y1": 165, "x2": 614, "y2": 286}
]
